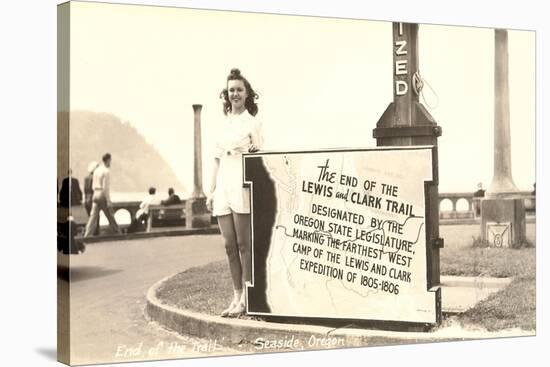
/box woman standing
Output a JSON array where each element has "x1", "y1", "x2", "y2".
[{"x1": 207, "y1": 68, "x2": 263, "y2": 317}]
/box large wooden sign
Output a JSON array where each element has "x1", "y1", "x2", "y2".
[{"x1": 244, "y1": 147, "x2": 441, "y2": 325}]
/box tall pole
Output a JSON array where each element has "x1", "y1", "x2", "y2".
[
  {"x1": 480, "y1": 29, "x2": 525, "y2": 248},
  {"x1": 192, "y1": 104, "x2": 205, "y2": 199},
  {"x1": 373, "y1": 22, "x2": 443, "y2": 287},
  {"x1": 487, "y1": 29, "x2": 519, "y2": 198}
]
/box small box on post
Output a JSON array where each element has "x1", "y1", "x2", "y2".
[
  {"x1": 485, "y1": 222, "x2": 512, "y2": 248},
  {"x1": 481, "y1": 199, "x2": 526, "y2": 248}
]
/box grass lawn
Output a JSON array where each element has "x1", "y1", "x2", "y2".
[
  {"x1": 440, "y1": 246, "x2": 535, "y2": 278},
  {"x1": 156, "y1": 260, "x2": 235, "y2": 316},
  {"x1": 156, "y1": 223, "x2": 536, "y2": 331},
  {"x1": 453, "y1": 270, "x2": 535, "y2": 331},
  {"x1": 439, "y1": 223, "x2": 536, "y2": 331}
]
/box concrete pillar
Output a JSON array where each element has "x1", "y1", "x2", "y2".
[
  {"x1": 373, "y1": 22, "x2": 443, "y2": 287},
  {"x1": 192, "y1": 104, "x2": 206, "y2": 199},
  {"x1": 481, "y1": 29, "x2": 526, "y2": 248},
  {"x1": 186, "y1": 104, "x2": 211, "y2": 228},
  {"x1": 487, "y1": 29, "x2": 519, "y2": 197}
]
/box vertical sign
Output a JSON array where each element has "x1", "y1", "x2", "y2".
[{"x1": 393, "y1": 22, "x2": 419, "y2": 126}]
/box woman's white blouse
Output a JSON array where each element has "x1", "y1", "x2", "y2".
[{"x1": 213, "y1": 110, "x2": 263, "y2": 159}]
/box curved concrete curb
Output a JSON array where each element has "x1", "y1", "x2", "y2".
[{"x1": 144, "y1": 274, "x2": 525, "y2": 350}]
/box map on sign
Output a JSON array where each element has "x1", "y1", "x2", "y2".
[{"x1": 244, "y1": 147, "x2": 440, "y2": 324}]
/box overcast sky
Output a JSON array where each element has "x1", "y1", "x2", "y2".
[{"x1": 69, "y1": 1, "x2": 535, "y2": 194}]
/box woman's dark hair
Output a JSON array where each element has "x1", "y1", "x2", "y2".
[{"x1": 220, "y1": 68, "x2": 259, "y2": 116}]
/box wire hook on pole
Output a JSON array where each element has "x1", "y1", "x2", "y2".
[{"x1": 414, "y1": 70, "x2": 439, "y2": 110}]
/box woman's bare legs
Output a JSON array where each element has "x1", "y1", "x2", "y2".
[
  {"x1": 233, "y1": 212, "x2": 252, "y2": 285},
  {"x1": 228, "y1": 212, "x2": 252, "y2": 316},
  {"x1": 218, "y1": 214, "x2": 242, "y2": 316}
]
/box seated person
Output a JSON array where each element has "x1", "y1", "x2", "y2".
[
  {"x1": 59, "y1": 168, "x2": 83, "y2": 208},
  {"x1": 135, "y1": 187, "x2": 162, "y2": 223},
  {"x1": 161, "y1": 187, "x2": 182, "y2": 206}
]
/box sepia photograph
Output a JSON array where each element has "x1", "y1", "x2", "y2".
[{"x1": 54, "y1": 1, "x2": 539, "y2": 366}]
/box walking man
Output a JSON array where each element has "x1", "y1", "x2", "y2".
[
  {"x1": 84, "y1": 153, "x2": 122, "y2": 236},
  {"x1": 84, "y1": 161, "x2": 100, "y2": 235}
]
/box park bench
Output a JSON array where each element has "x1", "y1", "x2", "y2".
[{"x1": 146, "y1": 203, "x2": 186, "y2": 232}]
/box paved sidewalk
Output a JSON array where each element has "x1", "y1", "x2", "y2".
[
  {"x1": 440, "y1": 275, "x2": 512, "y2": 313},
  {"x1": 62, "y1": 235, "x2": 239, "y2": 365}
]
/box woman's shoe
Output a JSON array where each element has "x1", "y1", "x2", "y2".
[
  {"x1": 220, "y1": 299, "x2": 238, "y2": 317},
  {"x1": 227, "y1": 301, "x2": 246, "y2": 317}
]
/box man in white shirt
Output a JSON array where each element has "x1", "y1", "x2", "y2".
[
  {"x1": 135, "y1": 187, "x2": 162, "y2": 223},
  {"x1": 84, "y1": 153, "x2": 121, "y2": 236}
]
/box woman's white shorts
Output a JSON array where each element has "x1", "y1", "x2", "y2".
[{"x1": 212, "y1": 185, "x2": 250, "y2": 216}]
